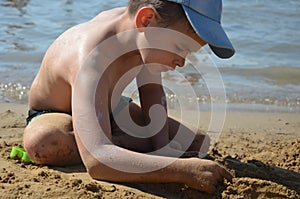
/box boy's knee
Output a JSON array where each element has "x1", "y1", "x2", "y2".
[
  {"x1": 23, "y1": 122, "x2": 80, "y2": 165},
  {"x1": 23, "y1": 126, "x2": 56, "y2": 164}
]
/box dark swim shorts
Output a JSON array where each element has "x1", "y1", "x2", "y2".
[
  {"x1": 26, "y1": 96, "x2": 133, "y2": 125},
  {"x1": 26, "y1": 109, "x2": 55, "y2": 125}
]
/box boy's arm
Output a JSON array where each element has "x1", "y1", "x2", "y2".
[
  {"x1": 75, "y1": 130, "x2": 232, "y2": 194},
  {"x1": 136, "y1": 67, "x2": 190, "y2": 157},
  {"x1": 71, "y1": 71, "x2": 233, "y2": 194},
  {"x1": 136, "y1": 67, "x2": 169, "y2": 150},
  {"x1": 71, "y1": 51, "x2": 232, "y2": 194}
]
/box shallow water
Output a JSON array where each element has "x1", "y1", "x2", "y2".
[{"x1": 0, "y1": 0, "x2": 299, "y2": 112}]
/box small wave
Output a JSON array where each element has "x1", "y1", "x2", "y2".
[
  {"x1": 220, "y1": 66, "x2": 300, "y2": 86},
  {"x1": 0, "y1": 82, "x2": 29, "y2": 104},
  {"x1": 0, "y1": 53, "x2": 43, "y2": 63}
]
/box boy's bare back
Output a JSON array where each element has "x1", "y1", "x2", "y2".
[{"x1": 28, "y1": 7, "x2": 130, "y2": 113}]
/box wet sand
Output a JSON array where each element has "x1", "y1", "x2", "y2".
[{"x1": 0, "y1": 103, "x2": 299, "y2": 198}]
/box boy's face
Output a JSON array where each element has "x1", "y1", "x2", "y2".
[{"x1": 139, "y1": 19, "x2": 207, "y2": 74}]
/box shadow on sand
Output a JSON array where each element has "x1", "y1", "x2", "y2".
[{"x1": 119, "y1": 155, "x2": 300, "y2": 199}]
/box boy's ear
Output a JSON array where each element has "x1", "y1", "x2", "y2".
[{"x1": 135, "y1": 7, "x2": 157, "y2": 31}]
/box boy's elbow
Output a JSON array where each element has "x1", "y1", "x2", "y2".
[
  {"x1": 79, "y1": 145, "x2": 122, "y2": 181},
  {"x1": 87, "y1": 165, "x2": 99, "y2": 180},
  {"x1": 84, "y1": 156, "x2": 116, "y2": 181},
  {"x1": 85, "y1": 159, "x2": 106, "y2": 180}
]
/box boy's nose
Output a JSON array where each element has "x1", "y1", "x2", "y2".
[{"x1": 173, "y1": 58, "x2": 185, "y2": 68}]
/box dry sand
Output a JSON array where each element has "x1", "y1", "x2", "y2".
[{"x1": 0, "y1": 103, "x2": 299, "y2": 199}]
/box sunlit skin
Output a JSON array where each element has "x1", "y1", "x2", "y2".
[{"x1": 23, "y1": 6, "x2": 232, "y2": 194}]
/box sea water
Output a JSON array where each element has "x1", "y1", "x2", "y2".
[{"x1": 0, "y1": 0, "x2": 299, "y2": 112}]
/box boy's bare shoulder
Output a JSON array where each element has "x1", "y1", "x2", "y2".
[
  {"x1": 42, "y1": 7, "x2": 127, "y2": 76},
  {"x1": 34, "y1": 6, "x2": 127, "y2": 85}
]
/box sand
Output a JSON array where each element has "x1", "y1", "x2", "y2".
[{"x1": 0, "y1": 103, "x2": 299, "y2": 199}]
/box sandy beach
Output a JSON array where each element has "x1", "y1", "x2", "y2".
[{"x1": 0, "y1": 103, "x2": 299, "y2": 199}]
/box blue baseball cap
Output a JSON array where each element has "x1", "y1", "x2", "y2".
[{"x1": 167, "y1": 0, "x2": 235, "y2": 58}]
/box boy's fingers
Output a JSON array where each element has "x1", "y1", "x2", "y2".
[
  {"x1": 221, "y1": 168, "x2": 233, "y2": 182},
  {"x1": 205, "y1": 185, "x2": 216, "y2": 194}
]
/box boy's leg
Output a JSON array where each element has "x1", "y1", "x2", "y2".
[
  {"x1": 111, "y1": 102, "x2": 153, "y2": 153},
  {"x1": 23, "y1": 103, "x2": 209, "y2": 166},
  {"x1": 111, "y1": 102, "x2": 210, "y2": 154},
  {"x1": 23, "y1": 113, "x2": 82, "y2": 166},
  {"x1": 168, "y1": 117, "x2": 210, "y2": 152}
]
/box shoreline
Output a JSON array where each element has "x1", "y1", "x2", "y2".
[
  {"x1": 1, "y1": 80, "x2": 300, "y2": 113},
  {"x1": 0, "y1": 103, "x2": 299, "y2": 198}
]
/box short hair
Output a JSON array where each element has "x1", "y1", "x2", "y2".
[{"x1": 127, "y1": 0, "x2": 186, "y2": 26}]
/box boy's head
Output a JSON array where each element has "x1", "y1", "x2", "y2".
[
  {"x1": 127, "y1": 0, "x2": 185, "y2": 26},
  {"x1": 127, "y1": 0, "x2": 235, "y2": 59}
]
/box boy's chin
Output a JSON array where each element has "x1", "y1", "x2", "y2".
[{"x1": 147, "y1": 65, "x2": 171, "y2": 74}]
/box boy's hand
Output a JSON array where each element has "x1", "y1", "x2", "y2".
[{"x1": 180, "y1": 158, "x2": 233, "y2": 194}]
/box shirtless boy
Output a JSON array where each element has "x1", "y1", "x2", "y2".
[{"x1": 23, "y1": 0, "x2": 235, "y2": 194}]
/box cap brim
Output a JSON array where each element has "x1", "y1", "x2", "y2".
[{"x1": 183, "y1": 6, "x2": 235, "y2": 59}]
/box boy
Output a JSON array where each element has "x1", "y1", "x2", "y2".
[{"x1": 23, "y1": 0, "x2": 235, "y2": 194}]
